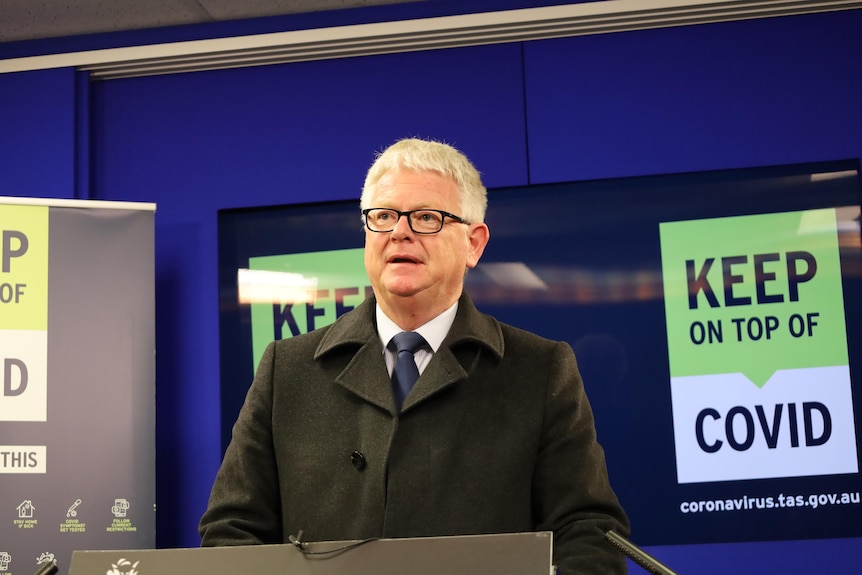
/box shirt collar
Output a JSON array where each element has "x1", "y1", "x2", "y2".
[{"x1": 376, "y1": 300, "x2": 459, "y2": 353}]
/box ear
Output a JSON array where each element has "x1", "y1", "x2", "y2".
[{"x1": 465, "y1": 223, "x2": 490, "y2": 269}]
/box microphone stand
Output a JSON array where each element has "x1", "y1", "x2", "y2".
[
  {"x1": 30, "y1": 562, "x2": 59, "y2": 575},
  {"x1": 605, "y1": 530, "x2": 681, "y2": 575}
]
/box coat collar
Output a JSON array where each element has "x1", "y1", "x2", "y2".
[{"x1": 313, "y1": 292, "x2": 504, "y2": 414}]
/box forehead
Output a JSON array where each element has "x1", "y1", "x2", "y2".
[{"x1": 370, "y1": 169, "x2": 459, "y2": 206}]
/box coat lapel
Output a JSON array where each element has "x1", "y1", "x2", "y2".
[
  {"x1": 403, "y1": 294, "x2": 505, "y2": 412},
  {"x1": 401, "y1": 347, "x2": 467, "y2": 411},
  {"x1": 313, "y1": 297, "x2": 393, "y2": 412}
]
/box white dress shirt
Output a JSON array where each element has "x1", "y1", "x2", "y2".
[{"x1": 376, "y1": 300, "x2": 459, "y2": 377}]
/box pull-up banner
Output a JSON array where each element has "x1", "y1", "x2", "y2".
[{"x1": 0, "y1": 198, "x2": 155, "y2": 575}]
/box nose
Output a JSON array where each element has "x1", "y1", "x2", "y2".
[{"x1": 390, "y1": 212, "x2": 415, "y2": 237}]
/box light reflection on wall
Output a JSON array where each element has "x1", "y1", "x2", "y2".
[
  {"x1": 469, "y1": 206, "x2": 860, "y2": 306},
  {"x1": 237, "y1": 268, "x2": 318, "y2": 304},
  {"x1": 469, "y1": 262, "x2": 664, "y2": 305}
]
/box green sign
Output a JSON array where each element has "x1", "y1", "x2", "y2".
[
  {"x1": 660, "y1": 208, "x2": 848, "y2": 387},
  {"x1": 248, "y1": 248, "x2": 370, "y2": 370}
]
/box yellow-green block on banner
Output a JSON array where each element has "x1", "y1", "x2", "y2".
[{"x1": 0, "y1": 204, "x2": 48, "y2": 330}]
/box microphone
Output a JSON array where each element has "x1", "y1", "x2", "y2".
[
  {"x1": 605, "y1": 530, "x2": 680, "y2": 575},
  {"x1": 30, "y1": 562, "x2": 58, "y2": 575},
  {"x1": 289, "y1": 529, "x2": 306, "y2": 551}
]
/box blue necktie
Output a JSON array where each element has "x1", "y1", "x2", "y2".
[{"x1": 390, "y1": 331, "x2": 426, "y2": 411}]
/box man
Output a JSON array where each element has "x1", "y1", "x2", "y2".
[{"x1": 199, "y1": 138, "x2": 630, "y2": 574}]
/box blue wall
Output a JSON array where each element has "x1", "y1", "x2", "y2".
[
  {"x1": 90, "y1": 41, "x2": 529, "y2": 549},
  {"x1": 523, "y1": 12, "x2": 862, "y2": 182},
  {"x1": 0, "y1": 68, "x2": 78, "y2": 198},
  {"x1": 2, "y1": 6, "x2": 861, "y2": 573}
]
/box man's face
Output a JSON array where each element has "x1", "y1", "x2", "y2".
[{"x1": 364, "y1": 169, "x2": 488, "y2": 320}]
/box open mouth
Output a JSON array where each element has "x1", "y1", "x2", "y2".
[{"x1": 389, "y1": 255, "x2": 420, "y2": 264}]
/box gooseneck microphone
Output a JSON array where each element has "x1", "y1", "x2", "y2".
[
  {"x1": 30, "y1": 562, "x2": 59, "y2": 575},
  {"x1": 605, "y1": 530, "x2": 680, "y2": 575}
]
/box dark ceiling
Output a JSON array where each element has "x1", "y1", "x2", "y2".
[{"x1": 0, "y1": 0, "x2": 411, "y2": 43}]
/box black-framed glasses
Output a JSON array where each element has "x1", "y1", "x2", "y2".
[{"x1": 362, "y1": 208, "x2": 469, "y2": 234}]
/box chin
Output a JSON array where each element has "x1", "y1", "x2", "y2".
[
  {"x1": 387, "y1": 287, "x2": 423, "y2": 299},
  {"x1": 382, "y1": 280, "x2": 426, "y2": 300}
]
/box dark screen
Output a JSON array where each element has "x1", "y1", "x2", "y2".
[{"x1": 218, "y1": 159, "x2": 862, "y2": 545}]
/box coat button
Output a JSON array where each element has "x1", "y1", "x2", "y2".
[{"x1": 350, "y1": 450, "x2": 367, "y2": 470}]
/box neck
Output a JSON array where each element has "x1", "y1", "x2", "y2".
[{"x1": 377, "y1": 293, "x2": 459, "y2": 331}]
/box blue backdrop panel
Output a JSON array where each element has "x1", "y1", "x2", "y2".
[
  {"x1": 90, "y1": 43, "x2": 529, "y2": 548},
  {"x1": 0, "y1": 68, "x2": 77, "y2": 199},
  {"x1": 93, "y1": 44, "x2": 528, "y2": 209},
  {"x1": 521, "y1": 9, "x2": 862, "y2": 573},
  {"x1": 523, "y1": 10, "x2": 862, "y2": 183}
]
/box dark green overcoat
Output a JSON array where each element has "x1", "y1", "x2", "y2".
[{"x1": 200, "y1": 293, "x2": 629, "y2": 574}]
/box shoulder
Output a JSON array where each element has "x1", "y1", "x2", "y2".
[
  {"x1": 498, "y1": 321, "x2": 561, "y2": 348},
  {"x1": 453, "y1": 293, "x2": 570, "y2": 358}
]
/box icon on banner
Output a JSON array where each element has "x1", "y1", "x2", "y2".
[
  {"x1": 0, "y1": 551, "x2": 11, "y2": 571},
  {"x1": 35, "y1": 551, "x2": 57, "y2": 567},
  {"x1": 17, "y1": 500, "x2": 35, "y2": 518},
  {"x1": 111, "y1": 499, "x2": 130, "y2": 518},
  {"x1": 107, "y1": 558, "x2": 140, "y2": 575},
  {"x1": 67, "y1": 499, "x2": 82, "y2": 518}
]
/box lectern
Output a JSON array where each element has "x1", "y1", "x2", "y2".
[{"x1": 69, "y1": 531, "x2": 553, "y2": 575}]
